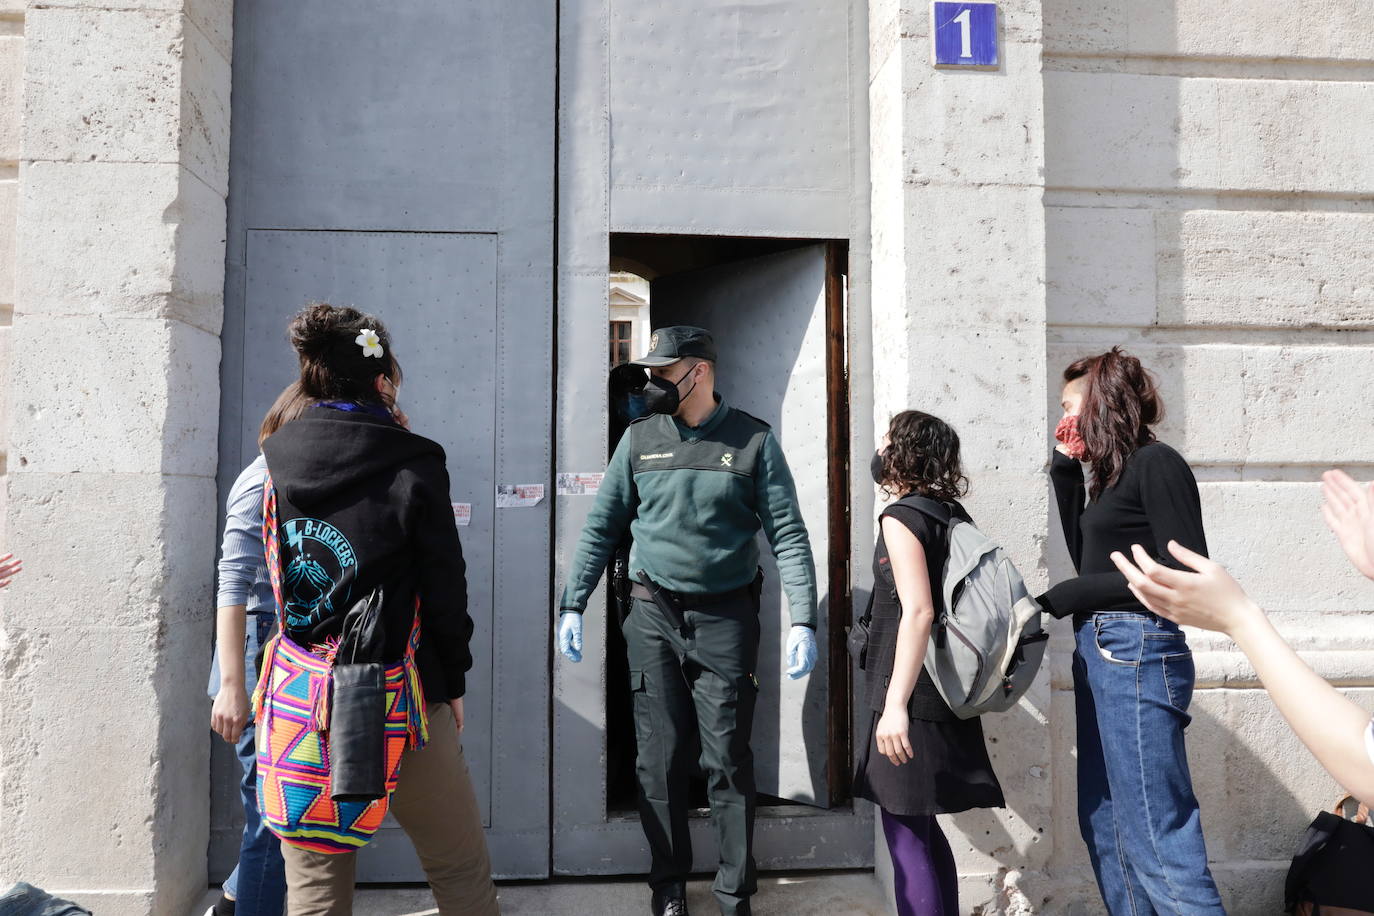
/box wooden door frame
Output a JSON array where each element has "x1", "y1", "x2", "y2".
[{"x1": 824, "y1": 240, "x2": 852, "y2": 807}]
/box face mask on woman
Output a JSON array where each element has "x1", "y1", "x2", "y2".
[
  {"x1": 870, "y1": 449, "x2": 886, "y2": 485},
  {"x1": 1055, "y1": 414, "x2": 1088, "y2": 460}
]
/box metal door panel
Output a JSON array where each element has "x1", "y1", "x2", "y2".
[
  {"x1": 242, "y1": 2, "x2": 506, "y2": 232},
  {"x1": 608, "y1": 0, "x2": 852, "y2": 238},
  {"x1": 219, "y1": 1, "x2": 554, "y2": 879},
  {"x1": 241, "y1": 230, "x2": 498, "y2": 863},
  {"x1": 651, "y1": 245, "x2": 831, "y2": 805}
]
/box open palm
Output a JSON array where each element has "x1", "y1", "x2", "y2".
[
  {"x1": 0, "y1": 553, "x2": 20, "y2": 588},
  {"x1": 1321, "y1": 470, "x2": 1374, "y2": 581}
]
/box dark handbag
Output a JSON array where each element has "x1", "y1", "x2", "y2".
[
  {"x1": 1285, "y1": 795, "x2": 1374, "y2": 915},
  {"x1": 846, "y1": 590, "x2": 875, "y2": 670},
  {"x1": 329, "y1": 587, "x2": 389, "y2": 803}
]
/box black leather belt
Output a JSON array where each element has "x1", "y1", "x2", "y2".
[{"x1": 629, "y1": 582, "x2": 751, "y2": 607}]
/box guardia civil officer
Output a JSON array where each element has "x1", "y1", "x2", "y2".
[{"x1": 556, "y1": 327, "x2": 819, "y2": 916}]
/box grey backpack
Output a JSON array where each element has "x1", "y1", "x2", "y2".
[{"x1": 895, "y1": 497, "x2": 1048, "y2": 719}]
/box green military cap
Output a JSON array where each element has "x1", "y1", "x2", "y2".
[{"x1": 630, "y1": 326, "x2": 717, "y2": 367}]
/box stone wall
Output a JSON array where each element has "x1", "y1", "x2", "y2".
[
  {"x1": 874, "y1": 1, "x2": 1374, "y2": 913},
  {"x1": 1044, "y1": 2, "x2": 1374, "y2": 912},
  {"x1": 0, "y1": 1, "x2": 231, "y2": 914},
  {"x1": 870, "y1": 0, "x2": 1055, "y2": 911},
  {"x1": 0, "y1": 4, "x2": 20, "y2": 550}
]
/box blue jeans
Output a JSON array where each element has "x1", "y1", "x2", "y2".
[
  {"x1": 208, "y1": 614, "x2": 285, "y2": 916},
  {"x1": 1072, "y1": 612, "x2": 1225, "y2": 916}
]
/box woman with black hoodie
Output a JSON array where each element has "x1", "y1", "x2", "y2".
[{"x1": 261, "y1": 304, "x2": 498, "y2": 915}]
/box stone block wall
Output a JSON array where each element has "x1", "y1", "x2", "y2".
[
  {"x1": 871, "y1": 1, "x2": 1054, "y2": 911},
  {"x1": 874, "y1": 1, "x2": 1374, "y2": 912},
  {"x1": 1041, "y1": 1, "x2": 1374, "y2": 911},
  {"x1": 0, "y1": 1, "x2": 231, "y2": 914},
  {"x1": 0, "y1": 7, "x2": 20, "y2": 548}
]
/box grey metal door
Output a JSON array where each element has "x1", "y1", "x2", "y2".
[
  {"x1": 651, "y1": 245, "x2": 834, "y2": 806},
  {"x1": 216, "y1": 1, "x2": 554, "y2": 880},
  {"x1": 239, "y1": 230, "x2": 499, "y2": 861}
]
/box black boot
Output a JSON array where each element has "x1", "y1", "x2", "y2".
[{"x1": 651, "y1": 888, "x2": 690, "y2": 916}]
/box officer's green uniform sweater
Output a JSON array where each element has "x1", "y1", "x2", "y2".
[{"x1": 559, "y1": 397, "x2": 819, "y2": 629}]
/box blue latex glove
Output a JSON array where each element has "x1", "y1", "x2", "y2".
[
  {"x1": 785, "y1": 625, "x2": 817, "y2": 679},
  {"x1": 558, "y1": 611, "x2": 584, "y2": 663}
]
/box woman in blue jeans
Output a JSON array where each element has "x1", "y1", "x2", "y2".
[
  {"x1": 206, "y1": 383, "x2": 312, "y2": 916},
  {"x1": 1040, "y1": 348, "x2": 1225, "y2": 915}
]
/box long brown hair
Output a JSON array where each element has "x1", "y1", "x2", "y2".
[
  {"x1": 257, "y1": 380, "x2": 313, "y2": 447},
  {"x1": 1064, "y1": 347, "x2": 1163, "y2": 499},
  {"x1": 878, "y1": 410, "x2": 969, "y2": 502}
]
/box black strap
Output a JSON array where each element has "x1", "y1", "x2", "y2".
[{"x1": 857, "y1": 587, "x2": 876, "y2": 626}]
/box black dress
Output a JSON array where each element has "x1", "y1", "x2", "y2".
[{"x1": 851, "y1": 500, "x2": 1005, "y2": 817}]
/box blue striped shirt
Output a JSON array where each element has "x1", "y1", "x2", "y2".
[{"x1": 217, "y1": 454, "x2": 275, "y2": 615}]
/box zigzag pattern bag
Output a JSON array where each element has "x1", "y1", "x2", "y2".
[{"x1": 251, "y1": 476, "x2": 429, "y2": 854}]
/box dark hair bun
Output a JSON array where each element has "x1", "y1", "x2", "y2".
[
  {"x1": 286, "y1": 302, "x2": 401, "y2": 404},
  {"x1": 288, "y1": 303, "x2": 368, "y2": 360}
]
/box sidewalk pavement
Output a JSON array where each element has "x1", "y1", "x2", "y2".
[{"x1": 192, "y1": 872, "x2": 889, "y2": 915}]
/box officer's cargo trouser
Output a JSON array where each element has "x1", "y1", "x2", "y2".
[{"x1": 623, "y1": 590, "x2": 760, "y2": 916}]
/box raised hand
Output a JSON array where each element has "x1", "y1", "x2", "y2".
[
  {"x1": 1110, "y1": 541, "x2": 1259, "y2": 636},
  {"x1": 1321, "y1": 470, "x2": 1374, "y2": 581},
  {"x1": 0, "y1": 553, "x2": 21, "y2": 588}
]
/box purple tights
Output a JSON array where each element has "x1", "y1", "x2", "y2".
[{"x1": 880, "y1": 809, "x2": 958, "y2": 916}]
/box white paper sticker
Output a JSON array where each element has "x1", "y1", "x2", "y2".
[
  {"x1": 451, "y1": 503, "x2": 472, "y2": 527},
  {"x1": 495, "y1": 484, "x2": 545, "y2": 508},
  {"x1": 556, "y1": 472, "x2": 605, "y2": 496}
]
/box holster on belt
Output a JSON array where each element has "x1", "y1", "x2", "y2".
[
  {"x1": 610, "y1": 540, "x2": 633, "y2": 626},
  {"x1": 633, "y1": 570, "x2": 687, "y2": 632}
]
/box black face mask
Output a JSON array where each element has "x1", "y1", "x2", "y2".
[
  {"x1": 643, "y1": 367, "x2": 698, "y2": 416},
  {"x1": 870, "y1": 449, "x2": 886, "y2": 485}
]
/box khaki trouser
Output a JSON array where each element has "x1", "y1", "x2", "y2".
[{"x1": 281, "y1": 703, "x2": 499, "y2": 916}]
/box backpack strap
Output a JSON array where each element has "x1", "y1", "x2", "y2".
[
  {"x1": 262, "y1": 474, "x2": 287, "y2": 631},
  {"x1": 879, "y1": 495, "x2": 962, "y2": 630},
  {"x1": 881, "y1": 494, "x2": 955, "y2": 527}
]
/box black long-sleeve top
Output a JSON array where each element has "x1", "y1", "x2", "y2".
[{"x1": 1040, "y1": 442, "x2": 1208, "y2": 619}]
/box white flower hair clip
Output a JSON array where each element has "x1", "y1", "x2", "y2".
[{"x1": 355, "y1": 328, "x2": 384, "y2": 359}]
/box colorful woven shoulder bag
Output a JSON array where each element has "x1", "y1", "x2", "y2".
[{"x1": 251, "y1": 476, "x2": 429, "y2": 853}]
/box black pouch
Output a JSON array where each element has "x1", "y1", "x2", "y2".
[
  {"x1": 329, "y1": 587, "x2": 389, "y2": 803},
  {"x1": 329, "y1": 662, "x2": 387, "y2": 802},
  {"x1": 846, "y1": 590, "x2": 875, "y2": 670}
]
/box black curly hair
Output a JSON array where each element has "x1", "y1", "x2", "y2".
[
  {"x1": 877, "y1": 410, "x2": 969, "y2": 502},
  {"x1": 287, "y1": 302, "x2": 403, "y2": 408}
]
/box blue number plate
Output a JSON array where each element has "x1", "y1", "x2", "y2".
[{"x1": 932, "y1": 2, "x2": 999, "y2": 68}]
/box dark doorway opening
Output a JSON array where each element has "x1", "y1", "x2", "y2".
[{"x1": 604, "y1": 233, "x2": 853, "y2": 815}]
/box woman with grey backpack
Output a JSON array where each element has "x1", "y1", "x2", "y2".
[{"x1": 852, "y1": 410, "x2": 1005, "y2": 916}]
